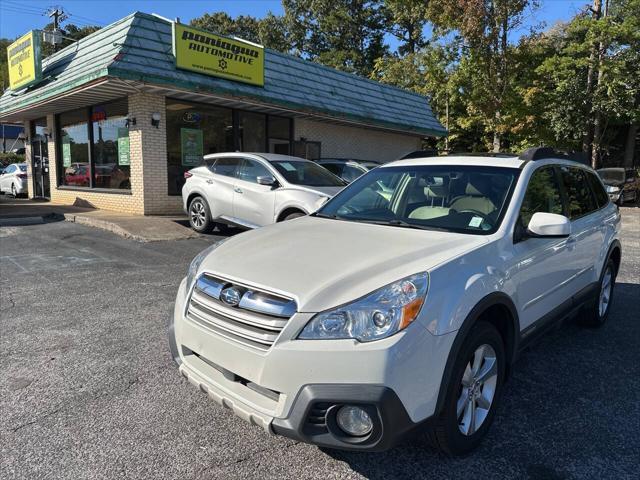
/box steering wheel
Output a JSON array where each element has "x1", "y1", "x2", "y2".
[{"x1": 453, "y1": 209, "x2": 494, "y2": 226}]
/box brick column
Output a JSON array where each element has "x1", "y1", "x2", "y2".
[
  {"x1": 23, "y1": 120, "x2": 35, "y2": 198},
  {"x1": 128, "y1": 93, "x2": 182, "y2": 215}
]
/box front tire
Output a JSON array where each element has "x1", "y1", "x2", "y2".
[
  {"x1": 581, "y1": 258, "x2": 616, "y2": 327},
  {"x1": 188, "y1": 196, "x2": 213, "y2": 233},
  {"x1": 428, "y1": 322, "x2": 505, "y2": 455}
]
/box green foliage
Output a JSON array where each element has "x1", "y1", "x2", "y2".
[
  {"x1": 0, "y1": 152, "x2": 25, "y2": 165},
  {"x1": 283, "y1": 0, "x2": 388, "y2": 75},
  {"x1": 190, "y1": 12, "x2": 289, "y2": 52}
]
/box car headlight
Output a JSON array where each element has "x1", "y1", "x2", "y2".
[
  {"x1": 605, "y1": 185, "x2": 620, "y2": 193},
  {"x1": 298, "y1": 272, "x2": 428, "y2": 342},
  {"x1": 186, "y1": 239, "x2": 228, "y2": 288}
]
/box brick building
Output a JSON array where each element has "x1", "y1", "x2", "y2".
[{"x1": 0, "y1": 12, "x2": 445, "y2": 215}]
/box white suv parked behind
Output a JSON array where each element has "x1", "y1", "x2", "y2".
[
  {"x1": 170, "y1": 148, "x2": 621, "y2": 454},
  {"x1": 182, "y1": 153, "x2": 346, "y2": 232}
]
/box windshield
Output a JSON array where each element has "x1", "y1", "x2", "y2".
[
  {"x1": 271, "y1": 160, "x2": 346, "y2": 187},
  {"x1": 316, "y1": 165, "x2": 519, "y2": 234},
  {"x1": 597, "y1": 169, "x2": 625, "y2": 183}
]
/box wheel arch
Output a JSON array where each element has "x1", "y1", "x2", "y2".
[
  {"x1": 606, "y1": 239, "x2": 621, "y2": 276},
  {"x1": 277, "y1": 206, "x2": 308, "y2": 222},
  {"x1": 433, "y1": 292, "x2": 520, "y2": 416}
]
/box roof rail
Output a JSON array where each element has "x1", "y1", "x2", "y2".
[
  {"x1": 519, "y1": 147, "x2": 588, "y2": 164},
  {"x1": 452, "y1": 152, "x2": 517, "y2": 158}
]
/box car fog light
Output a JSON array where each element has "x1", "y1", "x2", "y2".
[{"x1": 336, "y1": 405, "x2": 373, "y2": 437}]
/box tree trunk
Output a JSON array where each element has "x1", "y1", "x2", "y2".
[
  {"x1": 624, "y1": 123, "x2": 638, "y2": 168},
  {"x1": 493, "y1": 111, "x2": 501, "y2": 152},
  {"x1": 583, "y1": 0, "x2": 602, "y2": 158}
]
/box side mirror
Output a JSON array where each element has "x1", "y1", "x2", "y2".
[
  {"x1": 257, "y1": 175, "x2": 277, "y2": 187},
  {"x1": 527, "y1": 212, "x2": 571, "y2": 238}
]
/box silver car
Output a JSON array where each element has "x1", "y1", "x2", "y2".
[
  {"x1": 182, "y1": 153, "x2": 346, "y2": 232},
  {"x1": 0, "y1": 163, "x2": 28, "y2": 197}
]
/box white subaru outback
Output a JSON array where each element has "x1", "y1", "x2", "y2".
[{"x1": 170, "y1": 148, "x2": 621, "y2": 454}]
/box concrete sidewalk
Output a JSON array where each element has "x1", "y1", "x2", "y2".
[{"x1": 0, "y1": 198, "x2": 199, "y2": 242}]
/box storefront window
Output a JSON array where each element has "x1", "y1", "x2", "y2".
[
  {"x1": 166, "y1": 99, "x2": 233, "y2": 195},
  {"x1": 57, "y1": 98, "x2": 131, "y2": 191},
  {"x1": 59, "y1": 109, "x2": 90, "y2": 187},
  {"x1": 239, "y1": 111, "x2": 266, "y2": 152},
  {"x1": 268, "y1": 116, "x2": 291, "y2": 154},
  {"x1": 92, "y1": 99, "x2": 130, "y2": 190}
]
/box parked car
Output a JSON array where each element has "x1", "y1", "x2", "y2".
[
  {"x1": 0, "y1": 163, "x2": 28, "y2": 196},
  {"x1": 170, "y1": 147, "x2": 620, "y2": 454},
  {"x1": 182, "y1": 153, "x2": 347, "y2": 232},
  {"x1": 316, "y1": 158, "x2": 381, "y2": 183},
  {"x1": 597, "y1": 167, "x2": 639, "y2": 205}
]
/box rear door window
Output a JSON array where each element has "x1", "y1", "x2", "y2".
[
  {"x1": 559, "y1": 166, "x2": 598, "y2": 219},
  {"x1": 212, "y1": 158, "x2": 242, "y2": 178},
  {"x1": 585, "y1": 171, "x2": 609, "y2": 208}
]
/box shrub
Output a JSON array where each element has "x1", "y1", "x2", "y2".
[{"x1": 0, "y1": 152, "x2": 26, "y2": 166}]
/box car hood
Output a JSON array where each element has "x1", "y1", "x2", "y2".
[
  {"x1": 199, "y1": 216, "x2": 488, "y2": 312},
  {"x1": 290, "y1": 185, "x2": 344, "y2": 197}
]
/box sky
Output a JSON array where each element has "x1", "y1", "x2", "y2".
[{"x1": 1, "y1": 0, "x2": 590, "y2": 48}]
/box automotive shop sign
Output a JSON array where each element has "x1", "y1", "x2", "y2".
[
  {"x1": 6, "y1": 30, "x2": 42, "y2": 90},
  {"x1": 173, "y1": 23, "x2": 264, "y2": 87}
]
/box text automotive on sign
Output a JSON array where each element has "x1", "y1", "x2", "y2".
[{"x1": 172, "y1": 23, "x2": 265, "y2": 87}]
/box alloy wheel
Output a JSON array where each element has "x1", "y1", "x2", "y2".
[
  {"x1": 599, "y1": 267, "x2": 613, "y2": 317},
  {"x1": 190, "y1": 200, "x2": 206, "y2": 228},
  {"x1": 457, "y1": 344, "x2": 498, "y2": 436}
]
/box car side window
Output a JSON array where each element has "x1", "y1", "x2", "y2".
[
  {"x1": 238, "y1": 159, "x2": 271, "y2": 184},
  {"x1": 519, "y1": 167, "x2": 564, "y2": 226},
  {"x1": 322, "y1": 163, "x2": 343, "y2": 177},
  {"x1": 5, "y1": 165, "x2": 15, "y2": 174},
  {"x1": 559, "y1": 166, "x2": 597, "y2": 219},
  {"x1": 342, "y1": 165, "x2": 364, "y2": 182},
  {"x1": 212, "y1": 158, "x2": 242, "y2": 178},
  {"x1": 585, "y1": 171, "x2": 609, "y2": 208}
]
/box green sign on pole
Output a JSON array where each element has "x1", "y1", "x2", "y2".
[
  {"x1": 62, "y1": 135, "x2": 71, "y2": 167},
  {"x1": 117, "y1": 128, "x2": 130, "y2": 166},
  {"x1": 181, "y1": 128, "x2": 203, "y2": 166}
]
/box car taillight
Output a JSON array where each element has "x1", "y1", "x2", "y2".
[
  {"x1": 18, "y1": 173, "x2": 27, "y2": 179},
  {"x1": 184, "y1": 171, "x2": 193, "y2": 179}
]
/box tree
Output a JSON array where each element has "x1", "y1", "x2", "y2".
[
  {"x1": 427, "y1": 0, "x2": 536, "y2": 152},
  {"x1": 190, "y1": 12, "x2": 290, "y2": 53},
  {"x1": 283, "y1": 0, "x2": 388, "y2": 76},
  {"x1": 384, "y1": 0, "x2": 430, "y2": 55}
]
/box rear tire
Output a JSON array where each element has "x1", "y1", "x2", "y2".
[
  {"x1": 428, "y1": 322, "x2": 505, "y2": 455},
  {"x1": 188, "y1": 196, "x2": 213, "y2": 233},
  {"x1": 581, "y1": 258, "x2": 616, "y2": 327}
]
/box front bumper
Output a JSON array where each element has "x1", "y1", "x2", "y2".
[{"x1": 170, "y1": 277, "x2": 454, "y2": 451}]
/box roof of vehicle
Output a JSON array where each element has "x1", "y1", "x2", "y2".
[
  {"x1": 317, "y1": 158, "x2": 380, "y2": 164},
  {"x1": 202, "y1": 152, "x2": 314, "y2": 163},
  {"x1": 384, "y1": 155, "x2": 525, "y2": 169},
  {"x1": 597, "y1": 167, "x2": 625, "y2": 172}
]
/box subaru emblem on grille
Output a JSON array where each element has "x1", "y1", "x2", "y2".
[{"x1": 220, "y1": 286, "x2": 242, "y2": 306}]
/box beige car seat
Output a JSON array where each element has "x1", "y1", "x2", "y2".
[{"x1": 449, "y1": 177, "x2": 496, "y2": 215}]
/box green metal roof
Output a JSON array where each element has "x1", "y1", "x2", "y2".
[{"x1": 1, "y1": 12, "x2": 446, "y2": 137}]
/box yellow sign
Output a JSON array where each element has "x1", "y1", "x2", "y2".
[
  {"x1": 7, "y1": 30, "x2": 42, "y2": 90},
  {"x1": 173, "y1": 23, "x2": 264, "y2": 87}
]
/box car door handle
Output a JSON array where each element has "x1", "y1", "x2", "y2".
[
  {"x1": 566, "y1": 237, "x2": 577, "y2": 247},
  {"x1": 206, "y1": 179, "x2": 214, "y2": 184},
  {"x1": 234, "y1": 187, "x2": 243, "y2": 194}
]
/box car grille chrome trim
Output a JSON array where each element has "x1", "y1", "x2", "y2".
[{"x1": 187, "y1": 273, "x2": 297, "y2": 351}]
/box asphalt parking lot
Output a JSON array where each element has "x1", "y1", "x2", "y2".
[{"x1": 1, "y1": 207, "x2": 639, "y2": 480}]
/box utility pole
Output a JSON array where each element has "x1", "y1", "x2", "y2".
[{"x1": 48, "y1": 7, "x2": 67, "y2": 52}]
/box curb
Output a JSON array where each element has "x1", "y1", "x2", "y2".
[
  {"x1": 63, "y1": 213, "x2": 151, "y2": 243},
  {"x1": 0, "y1": 216, "x2": 45, "y2": 226}
]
